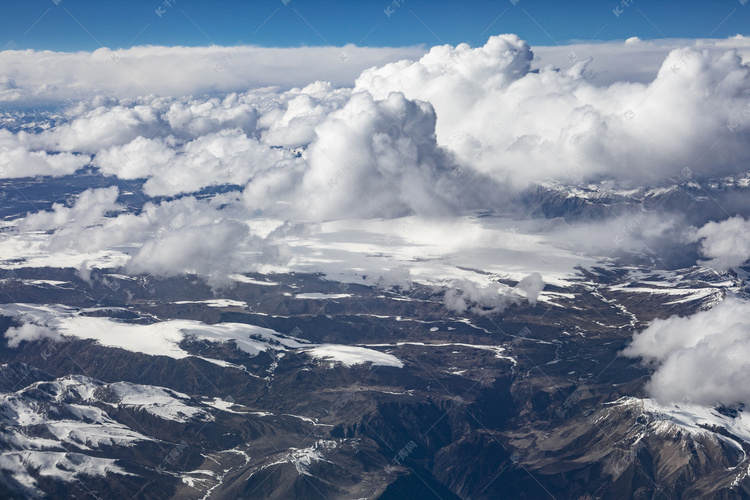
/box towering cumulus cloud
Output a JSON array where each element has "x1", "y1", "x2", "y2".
[
  {"x1": 356, "y1": 35, "x2": 750, "y2": 187},
  {"x1": 243, "y1": 86, "x2": 496, "y2": 220},
  {"x1": 299, "y1": 92, "x2": 467, "y2": 219}
]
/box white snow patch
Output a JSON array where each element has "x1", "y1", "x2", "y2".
[
  {"x1": 0, "y1": 451, "x2": 132, "y2": 493},
  {"x1": 108, "y1": 382, "x2": 211, "y2": 423},
  {"x1": 230, "y1": 274, "x2": 279, "y2": 286},
  {"x1": 361, "y1": 341, "x2": 516, "y2": 365},
  {"x1": 173, "y1": 299, "x2": 247, "y2": 308},
  {"x1": 295, "y1": 293, "x2": 352, "y2": 299},
  {"x1": 303, "y1": 344, "x2": 404, "y2": 368},
  {"x1": 0, "y1": 303, "x2": 303, "y2": 359},
  {"x1": 610, "y1": 397, "x2": 750, "y2": 450}
]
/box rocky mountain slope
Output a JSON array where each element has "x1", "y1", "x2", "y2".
[{"x1": 0, "y1": 263, "x2": 746, "y2": 499}]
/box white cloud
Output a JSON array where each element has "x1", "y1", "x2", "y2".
[
  {"x1": 16, "y1": 188, "x2": 293, "y2": 287},
  {"x1": 293, "y1": 91, "x2": 482, "y2": 220},
  {"x1": 109, "y1": 130, "x2": 286, "y2": 197},
  {"x1": 21, "y1": 103, "x2": 164, "y2": 154},
  {"x1": 356, "y1": 35, "x2": 750, "y2": 187},
  {"x1": 624, "y1": 297, "x2": 750, "y2": 406},
  {"x1": 94, "y1": 135, "x2": 176, "y2": 180},
  {"x1": 4, "y1": 323, "x2": 60, "y2": 348},
  {"x1": 378, "y1": 265, "x2": 412, "y2": 291},
  {"x1": 259, "y1": 82, "x2": 351, "y2": 148},
  {"x1": 443, "y1": 273, "x2": 544, "y2": 315},
  {"x1": 20, "y1": 186, "x2": 121, "y2": 231},
  {"x1": 4, "y1": 34, "x2": 750, "y2": 288},
  {"x1": 3, "y1": 35, "x2": 750, "y2": 212},
  {"x1": 516, "y1": 273, "x2": 545, "y2": 305},
  {"x1": 0, "y1": 129, "x2": 89, "y2": 178},
  {"x1": 532, "y1": 36, "x2": 750, "y2": 85},
  {"x1": 444, "y1": 280, "x2": 513, "y2": 316},
  {"x1": 542, "y1": 209, "x2": 696, "y2": 267},
  {"x1": 125, "y1": 218, "x2": 250, "y2": 286},
  {"x1": 692, "y1": 216, "x2": 750, "y2": 270},
  {"x1": 0, "y1": 44, "x2": 426, "y2": 105},
  {"x1": 5, "y1": 38, "x2": 748, "y2": 108}
]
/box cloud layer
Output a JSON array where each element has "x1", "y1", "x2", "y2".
[
  {"x1": 5, "y1": 34, "x2": 750, "y2": 214},
  {"x1": 0, "y1": 45, "x2": 426, "y2": 105},
  {"x1": 3, "y1": 34, "x2": 750, "y2": 289}
]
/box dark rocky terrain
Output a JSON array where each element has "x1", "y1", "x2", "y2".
[{"x1": 0, "y1": 261, "x2": 746, "y2": 499}]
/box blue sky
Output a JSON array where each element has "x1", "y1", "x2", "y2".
[{"x1": 3, "y1": 0, "x2": 749, "y2": 52}]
